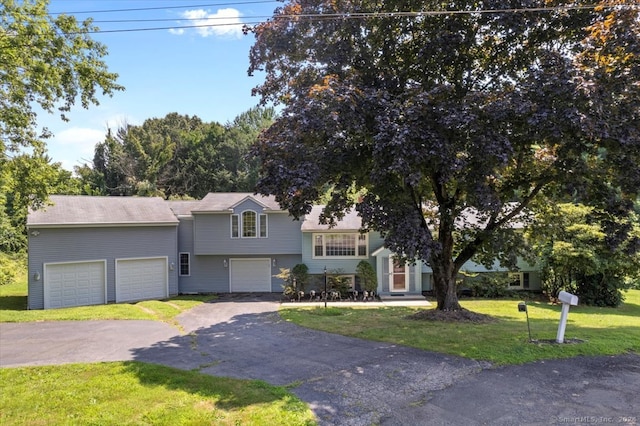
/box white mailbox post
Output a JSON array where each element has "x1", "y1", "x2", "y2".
[{"x1": 556, "y1": 291, "x2": 579, "y2": 343}]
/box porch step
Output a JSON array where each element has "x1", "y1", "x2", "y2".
[{"x1": 378, "y1": 294, "x2": 427, "y2": 302}]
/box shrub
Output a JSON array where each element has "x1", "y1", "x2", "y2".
[
  {"x1": 0, "y1": 253, "x2": 23, "y2": 286},
  {"x1": 466, "y1": 273, "x2": 514, "y2": 298},
  {"x1": 574, "y1": 273, "x2": 626, "y2": 307},
  {"x1": 356, "y1": 260, "x2": 377, "y2": 293},
  {"x1": 291, "y1": 264, "x2": 309, "y2": 291}
]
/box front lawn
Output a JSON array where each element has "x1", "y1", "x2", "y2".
[
  {"x1": 0, "y1": 279, "x2": 216, "y2": 328},
  {"x1": 279, "y1": 289, "x2": 640, "y2": 365},
  {"x1": 0, "y1": 362, "x2": 315, "y2": 426}
]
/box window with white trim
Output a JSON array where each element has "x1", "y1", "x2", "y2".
[
  {"x1": 259, "y1": 214, "x2": 267, "y2": 238},
  {"x1": 179, "y1": 253, "x2": 190, "y2": 276},
  {"x1": 231, "y1": 211, "x2": 268, "y2": 238},
  {"x1": 242, "y1": 211, "x2": 257, "y2": 237},
  {"x1": 508, "y1": 272, "x2": 530, "y2": 289},
  {"x1": 313, "y1": 233, "x2": 368, "y2": 258},
  {"x1": 231, "y1": 215, "x2": 239, "y2": 238}
]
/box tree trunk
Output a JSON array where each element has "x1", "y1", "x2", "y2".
[
  {"x1": 431, "y1": 257, "x2": 462, "y2": 311},
  {"x1": 428, "y1": 199, "x2": 463, "y2": 311}
]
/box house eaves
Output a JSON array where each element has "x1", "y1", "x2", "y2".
[
  {"x1": 27, "y1": 195, "x2": 179, "y2": 228},
  {"x1": 194, "y1": 192, "x2": 283, "y2": 213}
]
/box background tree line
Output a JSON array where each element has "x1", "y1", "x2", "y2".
[
  {"x1": 75, "y1": 107, "x2": 275, "y2": 199},
  {"x1": 1, "y1": 107, "x2": 274, "y2": 255}
]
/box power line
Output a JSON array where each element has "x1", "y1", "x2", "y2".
[
  {"x1": 48, "y1": 1, "x2": 280, "y2": 15},
  {"x1": 86, "y1": 21, "x2": 263, "y2": 34},
  {"x1": 60, "y1": 3, "x2": 638, "y2": 35},
  {"x1": 89, "y1": 16, "x2": 272, "y2": 24}
]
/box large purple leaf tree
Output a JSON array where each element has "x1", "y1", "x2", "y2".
[{"x1": 248, "y1": 0, "x2": 640, "y2": 311}]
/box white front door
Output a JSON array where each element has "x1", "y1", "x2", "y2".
[{"x1": 389, "y1": 258, "x2": 409, "y2": 292}]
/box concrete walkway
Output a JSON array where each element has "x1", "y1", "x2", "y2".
[{"x1": 1, "y1": 294, "x2": 638, "y2": 425}]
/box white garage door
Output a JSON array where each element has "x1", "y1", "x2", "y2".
[
  {"x1": 230, "y1": 258, "x2": 271, "y2": 292},
  {"x1": 44, "y1": 261, "x2": 106, "y2": 309},
  {"x1": 116, "y1": 257, "x2": 168, "y2": 303}
]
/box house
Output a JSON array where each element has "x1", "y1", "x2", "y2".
[{"x1": 26, "y1": 193, "x2": 541, "y2": 309}]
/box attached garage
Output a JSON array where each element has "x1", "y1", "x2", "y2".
[
  {"x1": 44, "y1": 261, "x2": 107, "y2": 309},
  {"x1": 116, "y1": 257, "x2": 168, "y2": 303},
  {"x1": 229, "y1": 258, "x2": 271, "y2": 292}
]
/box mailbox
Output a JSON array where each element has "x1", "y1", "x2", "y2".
[
  {"x1": 556, "y1": 290, "x2": 579, "y2": 343},
  {"x1": 558, "y1": 291, "x2": 578, "y2": 306},
  {"x1": 518, "y1": 302, "x2": 527, "y2": 312}
]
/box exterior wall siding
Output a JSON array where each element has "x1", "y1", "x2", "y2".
[
  {"x1": 422, "y1": 273, "x2": 433, "y2": 291},
  {"x1": 420, "y1": 261, "x2": 542, "y2": 291},
  {"x1": 180, "y1": 253, "x2": 303, "y2": 294},
  {"x1": 193, "y1": 212, "x2": 302, "y2": 255},
  {"x1": 28, "y1": 226, "x2": 178, "y2": 309}
]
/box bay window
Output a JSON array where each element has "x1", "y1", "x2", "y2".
[{"x1": 313, "y1": 233, "x2": 368, "y2": 258}]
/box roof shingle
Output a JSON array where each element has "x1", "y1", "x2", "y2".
[
  {"x1": 194, "y1": 193, "x2": 282, "y2": 212},
  {"x1": 301, "y1": 206, "x2": 363, "y2": 231},
  {"x1": 27, "y1": 195, "x2": 179, "y2": 227}
]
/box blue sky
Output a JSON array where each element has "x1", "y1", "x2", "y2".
[{"x1": 42, "y1": 0, "x2": 281, "y2": 171}]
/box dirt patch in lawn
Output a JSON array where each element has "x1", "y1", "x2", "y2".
[{"x1": 406, "y1": 308, "x2": 497, "y2": 324}]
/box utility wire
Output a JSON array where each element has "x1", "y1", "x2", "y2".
[
  {"x1": 48, "y1": 1, "x2": 279, "y2": 15},
  {"x1": 59, "y1": 3, "x2": 640, "y2": 35},
  {"x1": 89, "y1": 16, "x2": 272, "y2": 24}
]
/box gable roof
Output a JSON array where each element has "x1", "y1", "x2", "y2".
[
  {"x1": 27, "y1": 195, "x2": 179, "y2": 227},
  {"x1": 193, "y1": 193, "x2": 282, "y2": 212},
  {"x1": 301, "y1": 206, "x2": 363, "y2": 231}
]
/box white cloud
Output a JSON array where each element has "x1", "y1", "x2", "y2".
[
  {"x1": 56, "y1": 127, "x2": 105, "y2": 147},
  {"x1": 172, "y1": 8, "x2": 244, "y2": 39},
  {"x1": 49, "y1": 127, "x2": 106, "y2": 170},
  {"x1": 104, "y1": 114, "x2": 139, "y2": 130}
]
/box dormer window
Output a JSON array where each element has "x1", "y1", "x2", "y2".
[{"x1": 231, "y1": 211, "x2": 268, "y2": 238}]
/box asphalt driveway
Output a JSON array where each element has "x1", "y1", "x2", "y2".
[{"x1": 1, "y1": 294, "x2": 638, "y2": 425}]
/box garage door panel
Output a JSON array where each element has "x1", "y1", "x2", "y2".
[
  {"x1": 44, "y1": 261, "x2": 106, "y2": 309},
  {"x1": 230, "y1": 259, "x2": 271, "y2": 292},
  {"x1": 116, "y1": 258, "x2": 167, "y2": 303}
]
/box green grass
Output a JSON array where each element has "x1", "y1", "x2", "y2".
[
  {"x1": 0, "y1": 279, "x2": 216, "y2": 328},
  {"x1": 0, "y1": 361, "x2": 316, "y2": 426},
  {"x1": 279, "y1": 289, "x2": 640, "y2": 365}
]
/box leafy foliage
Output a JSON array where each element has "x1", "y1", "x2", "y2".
[
  {"x1": 291, "y1": 263, "x2": 310, "y2": 291},
  {"x1": 527, "y1": 203, "x2": 639, "y2": 306},
  {"x1": 464, "y1": 273, "x2": 514, "y2": 299},
  {"x1": 79, "y1": 108, "x2": 276, "y2": 198},
  {"x1": 356, "y1": 260, "x2": 377, "y2": 293},
  {"x1": 1, "y1": 0, "x2": 123, "y2": 152},
  {"x1": 248, "y1": 0, "x2": 640, "y2": 310},
  {"x1": 1, "y1": 149, "x2": 81, "y2": 252},
  {"x1": 0, "y1": 252, "x2": 22, "y2": 286}
]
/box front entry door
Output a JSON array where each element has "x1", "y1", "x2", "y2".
[{"x1": 389, "y1": 258, "x2": 408, "y2": 292}]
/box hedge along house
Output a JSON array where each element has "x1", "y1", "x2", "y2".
[{"x1": 27, "y1": 193, "x2": 541, "y2": 309}]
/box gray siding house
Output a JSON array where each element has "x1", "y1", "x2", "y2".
[{"x1": 27, "y1": 193, "x2": 540, "y2": 309}]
